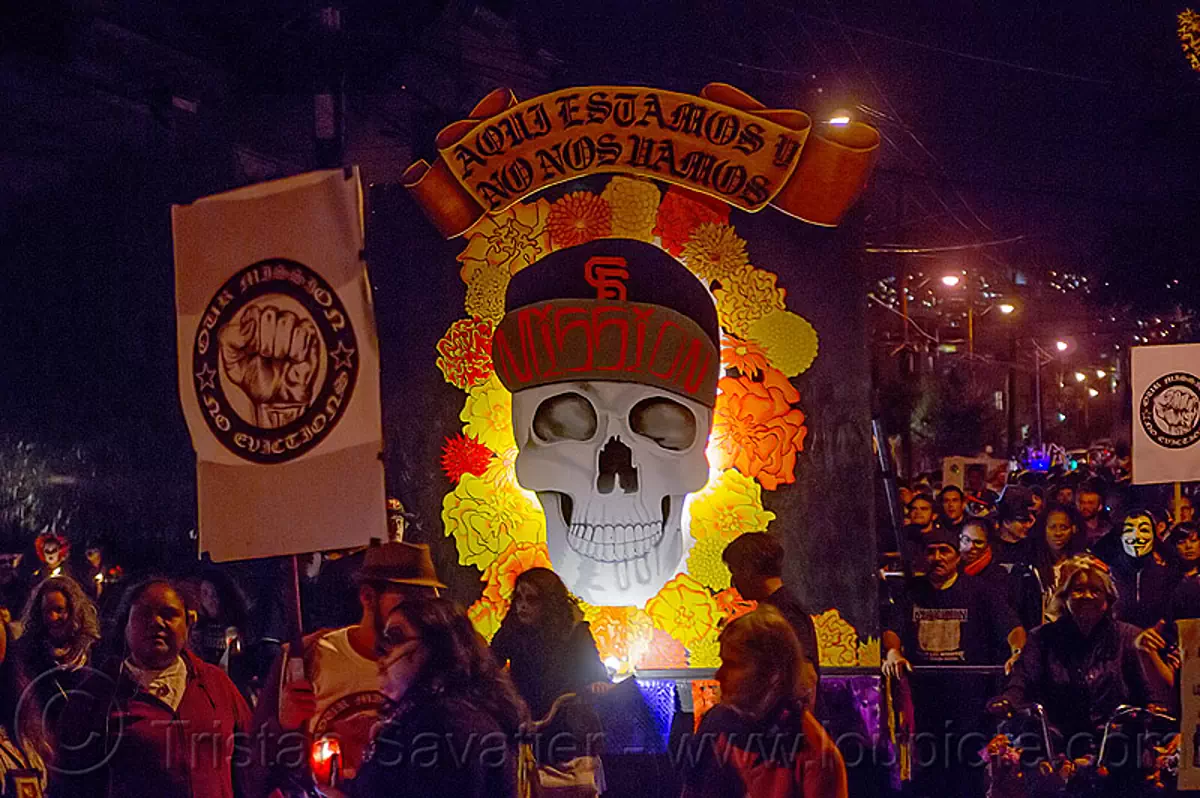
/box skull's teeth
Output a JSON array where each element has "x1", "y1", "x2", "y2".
[{"x1": 566, "y1": 521, "x2": 664, "y2": 563}]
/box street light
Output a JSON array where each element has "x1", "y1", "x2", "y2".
[
  {"x1": 1055, "y1": 340, "x2": 1069, "y2": 352},
  {"x1": 998, "y1": 303, "x2": 1016, "y2": 314},
  {"x1": 1096, "y1": 369, "x2": 1106, "y2": 379},
  {"x1": 828, "y1": 114, "x2": 851, "y2": 125},
  {"x1": 1088, "y1": 388, "x2": 1099, "y2": 398},
  {"x1": 1074, "y1": 371, "x2": 1087, "y2": 383},
  {"x1": 941, "y1": 274, "x2": 961, "y2": 287}
]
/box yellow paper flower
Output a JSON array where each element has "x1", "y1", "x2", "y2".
[
  {"x1": 688, "y1": 631, "x2": 722, "y2": 668},
  {"x1": 442, "y1": 473, "x2": 545, "y2": 570},
  {"x1": 645, "y1": 574, "x2": 717, "y2": 648},
  {"x1": 482, "y1": 446, "x2": 520, "y2": 488},
  {"x1": 1180, "y1": 9, "x2": 1200, "y2": 74},
  {"x1": 680, "y1": 223, "x2": 749, "y2": 283},
  {"x1": 687, "y1": 469, "x2": 775, "y2": 541},
  {"x1": 464, "y1": 265, "x2": 510, "y2": 324},
  {"x1": 482, "y1": 541, "x2": 553, "y2": 605},
  {"x1": 746, "y1": 311, "x2": 819, "y2": 378},
  {"x1": 600, "y1": 176, "x2": 661, "y2": 241},
  {"x1": 686, "y1": 534, "x2": 732, "y2": 591},
  {"x1": 461, "y1": 375, "x2": 517, "y2": 453},
  {"x1": 857, "y1": 636, "x2": 881, "y2": 668},
  {"x1": 813, "y1": 608, "x2": 860, "y2": 667},
  {"x1": 713, "y1": 266, "x2": 787, "y2": 338},
  {"x1": 457, "y1": 198, "x2": 552, "y2": 279},
  {"x1": 468, "y1": 597, "x2": 506, "y2": 642}
]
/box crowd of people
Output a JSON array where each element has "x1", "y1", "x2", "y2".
[
  {"x1": 884, "y1": 470, "x2": 1196, "y2": 797},
  {"x1": 0, "y1": 532, "x2": 845, "y2": 798}
]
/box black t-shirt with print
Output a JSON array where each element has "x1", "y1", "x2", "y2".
[{"x1": 890, "y1": 574, "x2": 1019, "y2": 666}]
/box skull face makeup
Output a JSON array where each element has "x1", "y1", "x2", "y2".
[
  {"x1": 512, "y1": 381, "x2": 712, "y2": 605},
  {"x1": 494, "y1": 239, "x2": 720, "y2": 606},
  {"x1": 1121, "y1": 514, "x2": 1156, "y2": 558}
]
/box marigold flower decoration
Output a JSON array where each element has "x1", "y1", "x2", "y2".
[
  {"x1": 441, "y1": 434, "x2": 493, "y2": 484},
  {"x1": 600, "y1": 176, "x2": 661, "y2": 241},
  {"x1": 468, "y1": 597, "x2": 506, "y2": 642},
  {"x1": 653, "y1": 186, "x2": 729, "y2": 256},
  {"x1": 714, "y1": 266, "x2": 786, "y2": 339},
  {"x1": 442, "y1": 473, "x2": 545, "y2": 570},
  {"x1": 680, "y1": 223, "x2": 749, "y2": 283},
  {"x1": 547, "y1": 191, "x2": 612, "y2": 249},
  {"x1": 721, "y1": 334, "x2": 770, "y2": 379},
  {"x1": 1180, "y1": 9, "x2": 1200, "y2": 74},
  {"x1": 436, "y1": 316, "x2": 494, "y2": 389},
  {"x1": 713, "y1": 588, "x2": 756, "y2": 623},
  {"x1": 460, "y1": 375, "x2": 517, "y2": 454},
  {"x1": 686, "y1": 534, "x2": 732, "y2": 591},
  {"x1": 481, "y1": 541, "x2": 553, "y2": 606},
  {"x1": 813, "y1": 608, "x2": 859, "y2": 667},
  {"x1": 457, "y1": 199, "x2": 552, "y2": 280},
  {"x1": 688, "y1": 631, "x2": 722, "y2": 668},
  {"x1": 645, "y1": 573, "x2": 718, "y2": 648},
  {"x1": 583, "y1": 605, "x2": 655, "y2": 666},
  {"x1": 746, "y1": 311, "x2": 819, "y2": 378},
  {"x1": 640, "y1": 627, "x2": 689, "y2": 669},
  {"x1": 464, "y1": 265, "x2": 510, "y2": 324},
  {"x1": 687, "y1": 468, "x2": 776, "y2": 541},
  {"x1": 709, "y1": 370, "x2": 807, "y2": 490}
]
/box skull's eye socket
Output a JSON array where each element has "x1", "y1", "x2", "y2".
[
  {"x1": 630, "y1": 397, "x2": 697, "y2": 451},
  {"x1": 532, "y1": 393, "x2": 598, "y2": 442}
]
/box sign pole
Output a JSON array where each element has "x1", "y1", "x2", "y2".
[{"x1": 285, "y1": 554, "x2": 307, "y2": 682}]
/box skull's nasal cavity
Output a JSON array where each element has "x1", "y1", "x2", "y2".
[{"x1": 597, "y1": 437, "x2": 639, "y2": 495}]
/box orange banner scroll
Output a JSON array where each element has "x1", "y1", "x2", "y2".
[{"x1": 403, "y1": 83, "x2": 879, "y2": 238}]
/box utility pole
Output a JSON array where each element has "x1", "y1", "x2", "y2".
[{"x1": 314, "y1": 6, "x2": 345, "y2": 169}]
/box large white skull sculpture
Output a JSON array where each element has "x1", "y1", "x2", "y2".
[{"x1": 512, "y1": 380, "x2": 712, "y2": 606}]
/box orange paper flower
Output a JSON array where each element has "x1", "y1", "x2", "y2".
[
  {"x1": 468, "y1": 596, "x2": 507, "y2": 642},
  {"x1": 721, "y1": 334, "x2": 770, "y2": 379},
  {"x1": 584, "y1": 605, "x2": 655, "y2": 665},
  {"x1": 709, "y1": 373, "x2": 808, "y2": 490},
  {"x1": 714, "y1": 588, "x2": 757, "y2": 623},
  {"x1": 639, "y1": 627, "x2": 689, "y2": 669},
  {"x1": 547, "y1": 191, "x2": 612, "y2": 249},
  {"x1": 481, "y1": 541, "x2": 553, "y2": 606},
  {"x1": 645, "y1": 574, "x2": 718, "y2": 648}
]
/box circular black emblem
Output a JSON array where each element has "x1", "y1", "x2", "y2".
[
  {"x1": 1140, "y1": 371, "x2": 1200, "y2": 449},
  {"x1": 192, "y1": 258, "x2": 359, "y2": 464}
]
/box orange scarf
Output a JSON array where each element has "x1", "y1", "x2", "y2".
[{"x1": 964, "y1": 547, "x2": 992, "y2": 576}]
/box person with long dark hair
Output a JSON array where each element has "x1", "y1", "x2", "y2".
[
  {"x1": 334, "y1": 597, "x2": 528, "y2": 797},
  {"x1": 1021, "y1": 504, "x2": 1087, "y2": 627},
  {"x1": 54, "y1": 576, "x2": 261, "y2": 798},
  {"x1": 490, "y1": 568, "x2": 609, "y2": 720},
  {"x1": 0, "y1": 620, "x2": 49, "y2": 795},
  {"x1": 680, "y1": 606, "x2": 846, "y2": 798}
]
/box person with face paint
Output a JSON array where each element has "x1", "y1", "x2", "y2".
[
  {"x1": 997, "y1": 555, "x2": 1170, "y2": 748},
  {"x1": 1094, "y1": 509, "x2": 1177, "y2": 631},
  {"x1": 883, "y1": 526, "x2": 1025, "y2": 797},
  {"x1": 55, "y1": 577, "x2": 261, "y2": 798},
  {"x1": 333, "y1": 598, "x2": 526, "y2": 798},
  {"x1": 491, "y1": 568, "x2": 609, "y2": 721}
]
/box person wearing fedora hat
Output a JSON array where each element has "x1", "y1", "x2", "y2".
[{"x1": 268, "y1": 541, "x2": 446, "y2": 788}]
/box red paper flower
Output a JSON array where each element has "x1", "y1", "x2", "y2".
[
  {"x1": 441, "y1": 434, "x2": 493, "y2": 484},
  {"x1": 654, "y1": 186, "x2": 730, "y2": 256},
  {"x1": 436, "y1": 317, "x2": 495, "y2": 390},
  {"x1": 547, "y1": 191, "x2": 612, "y2": 249},
  {"x1": 710, "y1": 371, "x2": 808, "y2": 490}
]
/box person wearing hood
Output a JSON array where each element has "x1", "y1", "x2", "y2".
[{"x1": 1096, "y1": 509, "x2": 1177, "y2": 630}]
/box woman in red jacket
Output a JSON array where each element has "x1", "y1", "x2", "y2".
[
  {"x1": 54, "y1": 577, "x2": 262, "y2": 798},
  {"x1": 680, "y1": 606, "x2": 847, "y2": 798}
]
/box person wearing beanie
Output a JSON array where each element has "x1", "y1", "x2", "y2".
[
  {"x1": 883, "y1": 525, "x2": 1025, "y2": 797},
  {"x1": 993, "y1": 486, "x2": 1036, "y2": 571}
]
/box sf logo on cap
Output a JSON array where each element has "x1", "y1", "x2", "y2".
[{"x1": 584, "y1": 256, "x2": 629, "y2": 301}]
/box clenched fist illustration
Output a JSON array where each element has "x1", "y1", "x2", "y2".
[
  {"x1": 1153, "y1": 387, "x2": 1200, "y2": 436},
  {"x1": 219, "y1": 302, "x2": 321, "y2": 428}
]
